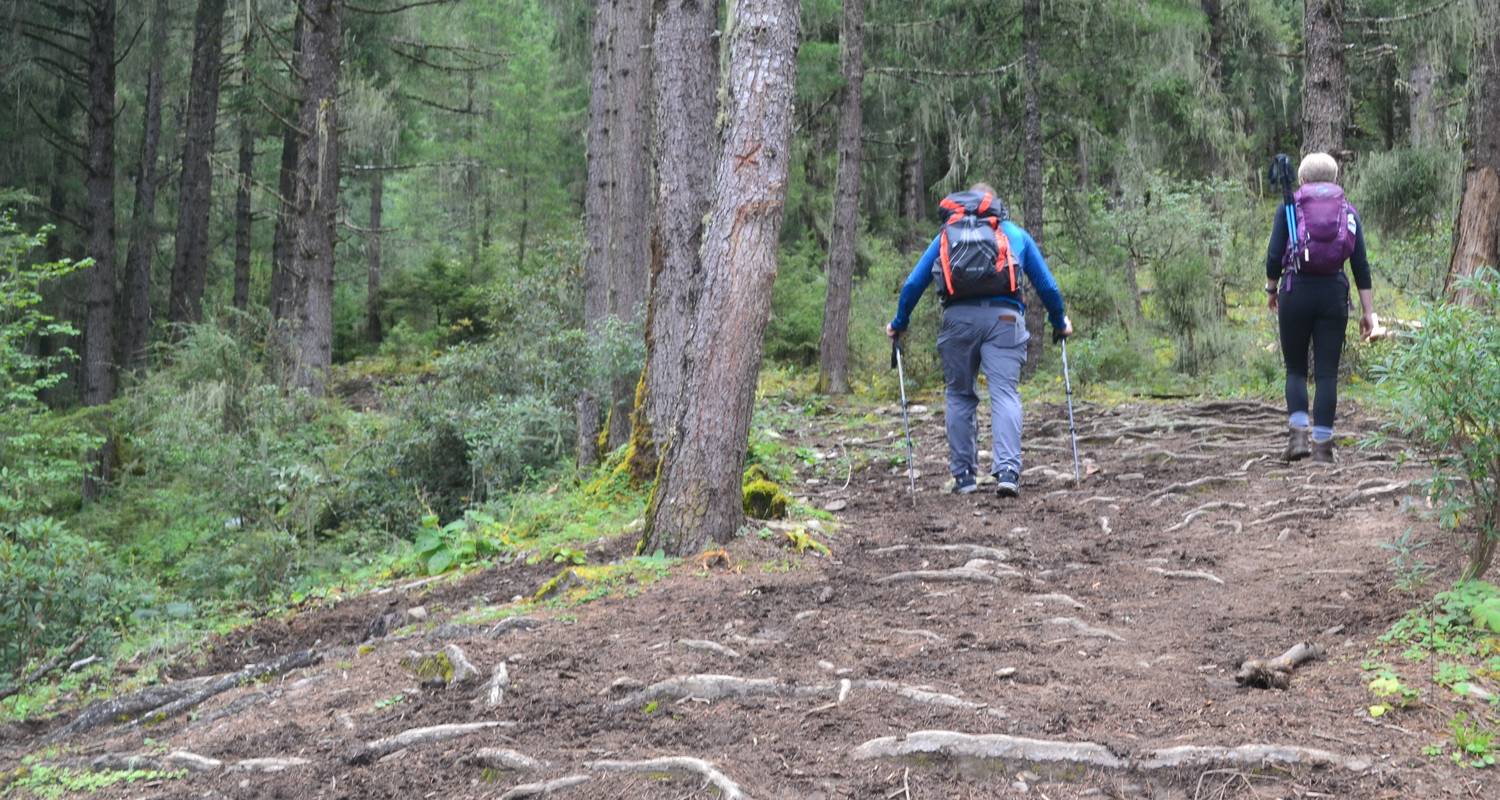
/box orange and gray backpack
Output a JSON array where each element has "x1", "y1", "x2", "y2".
[{"x1": 932, "y1": 190, "x2": 1020, "y2": 302}]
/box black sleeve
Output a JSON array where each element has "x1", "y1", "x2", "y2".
[
  {"x1": 1349, "y1": 217, "x2": 1372, "y2": 290},
  {"x1": 1265, "y1": 206, "x2": 1289, "y2": 283}
]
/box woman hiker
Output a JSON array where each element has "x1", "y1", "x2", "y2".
[
  {"x1": 1266, "y1": 153, "x2": 1379, "y2": 464},
  {"x1": 886, "y1": 182, "x2": 1071, "y2": 497}
]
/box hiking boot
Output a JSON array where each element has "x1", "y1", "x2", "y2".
[
  {"x1": 1310, "y1": 439, "x2": 1335, "y2": 464},
  {"x1": 995, "y1": 470, "x2": 1020, "y2": 498},
  {"x1": 952, "y1": 471, "x2": 977, "y2": 495},
  {"x1": 1282, "y1": 427, "x2": 1311, "y2": 461}
]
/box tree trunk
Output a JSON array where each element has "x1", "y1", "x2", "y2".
[
  {"x1": 231, "y1": 25, "x2": 255, "y2": 312},
  {"x1": 900, "y1": 135, "x2": 924, "y2": 252},
  {"x1": 641, "y1": 0, "x2": 801, "y2": 556},
  {"x1": 1408, "y1": 44, "x2": 1441, "y2": 148},
  {"x1": 1301, "y1": 0, "x2": 1346, "y2": 156},
  {"x1": 168, "y1": 0, "x2": 229, "y2": 328},
  {"x1": 289, "y1": 0, "x2": 341, "y2": 394},
  {"x1": 270, "y1": 13, "x2": 304, "y2": 322},
  {"x1": 605, "y1": 0, "x2": 654, "y2": 452},
  {"x1": 367, "y1": 170, "x2": 384, "y2": 344},
  {"x1": 120, "y1": 0, "x2": 169, "y2": 371},
  {"x1": 82, "y1": 0, "x2": 118, "y2": 498},
  {"x1": 1201, "y1": 0, "x2": 1225, "y2": 90},
  {"x1": 623, "y1": 0, "x2": 721, "y2": 483},
  {"x1": 1021, "y1": 0, "x2": 1046, "y2": 376},
  {"x1": 816, "y1": 0, "x2": 865, "y2": 397},
  {"x1": 577, "y1": 0, "x2": 613, "y2": 469},
  {"x1": 1445, "y1": 4, "x2": 1500, "y2": 305}
]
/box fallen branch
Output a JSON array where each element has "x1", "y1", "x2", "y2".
[
  {"x1": 499, "y1": 775, "x2": 591, "y2": 799},
  {"x1": 47, "y1": 677, "x2": 217, "y2": 742},
  {"x1": 1235, "y1": 642, "x2": 1323, "y2": 690},
  {"x1": 349, "y1": 721, "x2": 514, "y2": 764},
  {"x1": 586, "y1": 757, "x2": 748, "y2": 800},
  {"x1": 131, "y1": 649, "x2": 320, "y2": 728},
  {"x1": 0, "y1": 634, "x2": 88, "y2": 703},
  {"x1": 1148, "y1": 567, "x2": 1225, "y2": 586}
]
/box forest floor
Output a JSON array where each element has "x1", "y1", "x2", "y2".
[{"x1": 4, "y1": 397, "x2": 1499, "y2": 799}]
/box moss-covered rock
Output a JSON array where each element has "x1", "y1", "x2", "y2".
[
  {"x1": 743, "y1": 478, "x2": 789, "y2": 520},
  {"x1": 532, "y1": 566, "x2": 596, "y2": 602}
]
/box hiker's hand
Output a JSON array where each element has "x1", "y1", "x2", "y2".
[
  {"x1": 886, "y1": 323, "x2": 901, "y2": 340},
  {"x1": 1052, "y1": 317, "x2": 1073, "y2": 344},
  {"x1": 1360, "y1": 312, "x2": 1378, "y2": 341},
  {"x1": 1267, "y1": 291, "x2": 1279, "y2": 313}
]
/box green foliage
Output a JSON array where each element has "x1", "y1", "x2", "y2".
[
  {"x1": 1366, "y1": 667, "x2": 1420, "y2": 717},
  {"x1": 1376, "y1": 269, "x2": 1500, "y2": 579},
  {"x1": 1350, "y1": 147, "x2": 1461, "y2": 233},
  {"x1": 4, "y1": 764, "x2": 185, "y2": 799},
  {"x1": 409, "y1": 512, "x2": 506, "y2": 576},
  {"x1": 1383, "y1": 581, "x2": 1500, "y2": 660},
  {"x1": 1447, "y1": 713, "x2": 1498, "y2": 768}
]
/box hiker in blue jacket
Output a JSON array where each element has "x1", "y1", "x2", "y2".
[
  {"x1": 887, "y1": 183, "x2": 1071, "y2": 497},
  {"x1": 1265, "y1": 153, "x2": 1378, "y2": 464}
]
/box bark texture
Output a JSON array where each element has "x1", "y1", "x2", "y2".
[
  {"x1": 900, "y1": 136, "x2": 924, "y2": 252},
  {"x1": 1021, "y1": 0, "x2": 1046, "y2": 375},
  {"x1": 577, "y1": 0, "x2": 613, "y2": 468},
  {"x1": 83, "y1": 0, "x2": 116, "y2": 408},
  {"x1": 624, "y1": 0, "x2": 721, "y2": 483},
  {"x1": 1445, "y1": 4, "x2": 1500, "y2": 306},
  {"x1": 816, "y1": 0, "x2": 865, "y2": 396},
  {"x1": 288, "y1": 0, "x2": 341, "y2": 393},
  {"x1": 642, "y1": 0, "x2": 801, "y2": 555},
  {"x1": 270, "y1": 14, "x2": 304, "y2": 322},
  {"x1": 1301, "y1": 0, "x2": 1346, "y2": 156},
  {"x1": 232, "y1": 26, "x2": 255, "y2": 312},
  {"x1": 168, "y1": 0, "x2": 229, "y2": 327},
  {"x1": 120, "y1": 0, "x2": 169, "y2": 371},
  {"x1": 1407, "y1": 45, "x2": 1441, "y2": 148},
  {"x1": 367, "y1": 171, "x2": 384, "y2": 344}
]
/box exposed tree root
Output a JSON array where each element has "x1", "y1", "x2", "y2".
[
  {"x1": 349, "y1": 721, "x2": 515, "y2": 764},
  {"x1": 1146, "y1": 475, "x2": 1248, "y2": 500},
  {"x1": 1335, "y1": 481, "x2": 1411, "y2": 507},
  {"x1": 876, "y1": 568, "x2": 1006, "y2": 585},
  {"x1": 892, "y1": 628, "x2": 945, "y2": 642},
  {"x1": 1250, "y1": 508, "x2": 1322, "y2": 528},
  {"x1": 1046, "y1": 617, "x2": 1125, "y2": 642},
  {"x1": 1213, "y1": 520, "x2": 1244, "y2": 535},
  {"x1": 857, "y1": 680, "x2": 1004, "y2": 717},
  {"x1": 586, "y1": 756, "x2": 748, "y2": 800},
  {"x1": 680, "y1": 639, "x2": 743, "y2": 659},
  {"x1": 1236, "y1": 642, "x2": 1323, "y2": 690},
  {"x1": 1028, "y1": 594, "x2": 1085, "y2": 610},
  {"x1": 489, "y1": 617, "x2": 545, "y2": 638},
  {"x1": 606, "y1": 674, "x2": 800, "y2": 711},
  {"x1": 229, "y1": 757, "x2": 312, "y2": 772},
  {"x1": 852, "y1": 730, "x2": 1126, "y2": 769},
  {"x1": 1148, "y1": 567, "x2": 1225, "y2": 586},
  {"x1": 484, "y1": 662, "x2": 510, "y2": 708},
  {"x1": 498, "y1": 775, "x2": 591, "y2": 799},
  {"x1": 1138, "y1": 744, "x2": 1369, "y2": 772},
  {"x1": 1166, "y1": 502, "x2": 1248, "y2": 533},
  {"x1": 47, "y1": 677, "x2": 216, "y2": 742},
  {"x1": 86, "y1": 752, "x2": 311, "y2": 774},
  {"x1": 129, "y1": 649, "x2": 320, "y2": 729},
  {"x1": 870, "y1": 543, "x2": 1010, "y2": 561},
  {"x1": 466, "y1": 748, "x2": 546, "y2": 772}
]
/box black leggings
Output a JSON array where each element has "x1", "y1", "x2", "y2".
[{"x1": 1278, "y1": 276, "x2": 1348, "y2": 429}]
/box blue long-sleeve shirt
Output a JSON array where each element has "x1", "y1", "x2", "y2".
[{"x1": 889, "y1": 220, "x2": 1067, "y2": 331}]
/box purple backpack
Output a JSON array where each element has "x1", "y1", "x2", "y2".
[{"x1": 1285, "y1": 182, "x2": 1358, "y2": 274}]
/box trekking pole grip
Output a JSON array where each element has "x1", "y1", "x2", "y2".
[{"x1": 890, "y1": 337, "x2": 900, "y2": 370}]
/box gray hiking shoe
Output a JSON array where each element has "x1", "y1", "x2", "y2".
[
  {"x1": 1310, "y1": 438, "x2": 1335, "y2": 464},
  {"x1": 952, "y1": 471, "x2": 978, "y2": 494},
  {"x1": 1283, "y1": 427, "x2": 1311, "y2": 461}
]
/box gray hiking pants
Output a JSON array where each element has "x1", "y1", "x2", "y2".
[{"x1": 936, "y1": 302, "x2": 1029, "y2": 479}]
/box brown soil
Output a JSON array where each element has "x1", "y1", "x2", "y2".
[{"x1": 5, "y1": 400, "x2": 1496, "y2": 799}]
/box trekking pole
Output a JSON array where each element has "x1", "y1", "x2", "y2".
[
  {"x1": 1058, "y1": 334, "x2": 1082, "y2": 486},
  {"x1": 891, "y1": 337, "x2": 917, "y2": 505}
]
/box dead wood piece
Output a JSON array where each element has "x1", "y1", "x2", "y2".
[
  {"x1": 47, "y1": 676, "x2": 216, "y2": 742},
  {"x1": 1235, "y1": 642, "x2": 1323, "y2": 690},
  {"x1": 680, "y1": 639, "x2": 743, "y2": 659},
  {"x1": 1139, "y1": 744, "x2": 1369, "y2": 772},
  {"x1": 851, "y1": 730, "x2": 1126, "y2": 770},
  {"x1": 499, "y1": 775, "x2": 591, "y2": 799},
  {"x1": 1148, "y1": 567, "x2": 1225, "y2": 586},
  {"x1": 876, "y1": 568, "x2": 1004, "y2": 585},
  {"x1": 230, "y1": 758, "x2": 311, "y2": 773},
  {"x1": 1166, "y1": 502, "x2": 1248, "y2": 533},
  {"x1": 0, "y1": 633, "x2": 88, "y2": 703},
  {"x1": 1046, "y1": 617, "x2": 1124, "y2": 642},
  {"x1": 131, "y1": 649, "x2": 319, "y2": 728},
  {"x1": 870, "y1": 543, "x2": 1010, "y2": 561},
  {"x1": 467, "y1": 748, "x2": 546, "y2": 772},
  {"x1": 349, "y1": 721, "x2": 514, "y2": 764},
  {"x1": 1335, "y1": 481, "x2": 1411, "y2": 508},
  {"x1": 586, "y1": 757, "x2": 748, "y2": 800},
  {"x1": 484, "y1": 662, "x2": 510, "y2": 708}
]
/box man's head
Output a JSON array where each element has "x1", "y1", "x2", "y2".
[
  {"x1": 969, "y1": 182, "x2": 998, "y2": 197},
  {"x1": 1298, "y1": 153, "x2": 1339, "y2": 185}
]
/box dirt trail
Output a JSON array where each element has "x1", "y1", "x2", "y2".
[{"x1": 5, "y1": 399, "x2": 1495, "y2": 799}]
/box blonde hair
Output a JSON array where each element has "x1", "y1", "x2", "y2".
[
  {"x1": 1298, "y1": 152, "x2": 1339, "y2": 185},
  {"x1": 968, "y1": 182, "x2": 997, "y2": 196}
]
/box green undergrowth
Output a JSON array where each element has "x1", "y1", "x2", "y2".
[
  {"x1": 2, "y1": 762, "x2": 185, "y2": 799},
  {"x1": 1364, "y1": 580, "x2": 1500, "y2": 768}
]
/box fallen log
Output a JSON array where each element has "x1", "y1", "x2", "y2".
[
  {"x1": 130, "y1": 649, "x2": 320, "y2": 728},
  {"x1": 0, "y1": 634, "x2": 88, "y2": 703},
  {"x1": 1236, "y1": 642, "x2": 1323, "y2": 690}
]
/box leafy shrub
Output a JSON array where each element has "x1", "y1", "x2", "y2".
[
  {"x1": 765, "y1": 237, "x2": 828, "y2": 367},
  {"x1": 1350, "y1": 146, "x2": 1460, "y2": 233},
  {"x1": 1376, "y1": 268, "x2": 1500, "y2": 579}
]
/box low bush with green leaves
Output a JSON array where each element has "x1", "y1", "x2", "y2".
[{"x1": 1376, "y1": 268, "x2": 1500, "y2": 579}]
